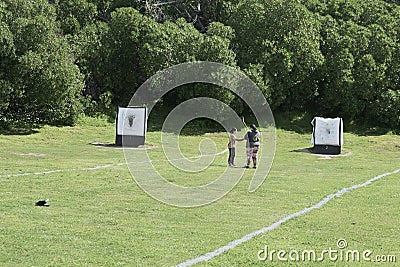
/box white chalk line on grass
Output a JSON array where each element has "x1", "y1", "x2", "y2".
[
  {"x1": 0, "y1": 149, "x2": 228, "y2": 178},
  {"x1": 175, "y1": 168, "x2": 400, "y2": 267}
]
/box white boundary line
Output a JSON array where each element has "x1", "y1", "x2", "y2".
[
  {"x1": 0, "y1": 149, "x2": 228, "y2": 178},
  {"x1": 175, "y1": 168, "x2": 400, "y2": 267}
]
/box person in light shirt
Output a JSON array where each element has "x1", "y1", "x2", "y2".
[{"x1": 227, "y1": 128, "x2": 244, "y2": 167}]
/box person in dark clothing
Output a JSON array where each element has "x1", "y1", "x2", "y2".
[{"x1": 244, "y1": 124, "x2": 260, "y2": 169}]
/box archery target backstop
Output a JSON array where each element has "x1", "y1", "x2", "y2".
[
  {"x1": 311, "y1": 117, "x2": 343, "y2": 155},
  {"x1": 115, "y1": 106, "x2": 147, "y2": 147}
]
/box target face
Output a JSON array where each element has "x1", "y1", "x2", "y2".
[
  {"x1": 312, "y1": 117, "x2": 343, "y2": 146},
  {"x1": 117, "y1": 107, "x2": 147, "y2": 136}
]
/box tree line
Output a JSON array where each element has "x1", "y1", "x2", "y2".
[{"x1": 0, "y1": 0, "x2": 399, "y2": 130}]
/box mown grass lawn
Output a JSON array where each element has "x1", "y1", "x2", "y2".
[{"x1": 0, "y1": 117, "x2": 399, "y2": 266}]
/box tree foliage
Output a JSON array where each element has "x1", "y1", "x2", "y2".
[
  {"x1": 0, "y1": 0, "x2": 399, "y2": 130},
  {"x1": 0, "y1": 0, "x2": 84, "y2": 125},
  {"x1": 229, "y1": 0, "x2": 400, "y2": 129}
]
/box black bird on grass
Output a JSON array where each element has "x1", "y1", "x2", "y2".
[{"x1": 35, "y1": 199, "x2": 50, "y2": 206}]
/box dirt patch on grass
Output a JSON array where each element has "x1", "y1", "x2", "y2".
[
  {"x1": 316, "y1": 151, "x2": 353, "y2": 160},
  {"x1": 11, "y1": 152, "x2": 47, "y2": 157}
]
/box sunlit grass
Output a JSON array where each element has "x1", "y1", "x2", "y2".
[{"x1": 0, "y1": 120, "x2": 399, "y2": 266}]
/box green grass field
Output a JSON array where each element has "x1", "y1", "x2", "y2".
[{"x1": 0, "y1": 117, "x2": 399, "y2": 266}]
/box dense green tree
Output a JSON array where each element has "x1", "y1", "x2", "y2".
[
  {"x1": 228, "y1": 0, "x2": 265, "y2": 67},
  {"x1": 227, "y1": 0, "x2": 399, "y2": 129},
  {"x1": 0, "y1": 0, "x2": 84, "y2": 125},
  {"x1": 229, "y1": 0, "x2": 324, "y2": 110},
  {"x1": 0, "y1": 2, "x2": 15, "y2": 115},
  {"x1": 55, "y1": 0, "x2": 97, "y2": 35},
  {"x1": 0, "y1": 0, "x2": 399, "y2": 130},
  {"x1": 99, "y1": 7, "x2": 144, "y2": 106},
  {"x1": 313, "y1": 0, "x2": 400, "y2": 127},
  {"x1": 99, "y1": 7, "x2": 236, "y2": 108}
]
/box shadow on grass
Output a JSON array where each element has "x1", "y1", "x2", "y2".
[
  {"x1": 0, "y1": 122, "x2": 41, "y2": 135},
  {"x1": 147, "y1": 117, "x2": 226, "y2": 136},
  {"x1": 0, "y1": 128, "x2": 40, "y2": 135},
  {"x1": 91, "y1": 142, "x2": 120, "y2": 148},
  {"x1": 274, "y1": 112, "x2": 314, "y2": 134},
  {"x1": 274, "y1": 112, "x2": 398, "y2": 136},
  {"x1": 345, "y1": 123, "x2": 397, "y2": 136},
  {"x1": 291, "y1": 147, "x2": 314, "y2": 153}
]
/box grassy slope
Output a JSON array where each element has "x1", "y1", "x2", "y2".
[{"x1": 0, "y1": 118, "x2": 399, "y2": 266}]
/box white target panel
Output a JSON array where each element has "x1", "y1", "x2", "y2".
[
  {"x1": 117, "y1": 107, "x2": 147, "y2": 136},
  {"x1": 311, "y1": 117, "x2": 343, "y2": 146},
  {"x1": 116, "y1": 106, "x2": 147, "y2": 147}
]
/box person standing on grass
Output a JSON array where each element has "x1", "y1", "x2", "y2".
[
  {"x1": 228, "y1": 128, "x2": 244, "y2": 167},
  {"x1": 244, "y1": 124, "x2": 260, "y2": 169}
]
